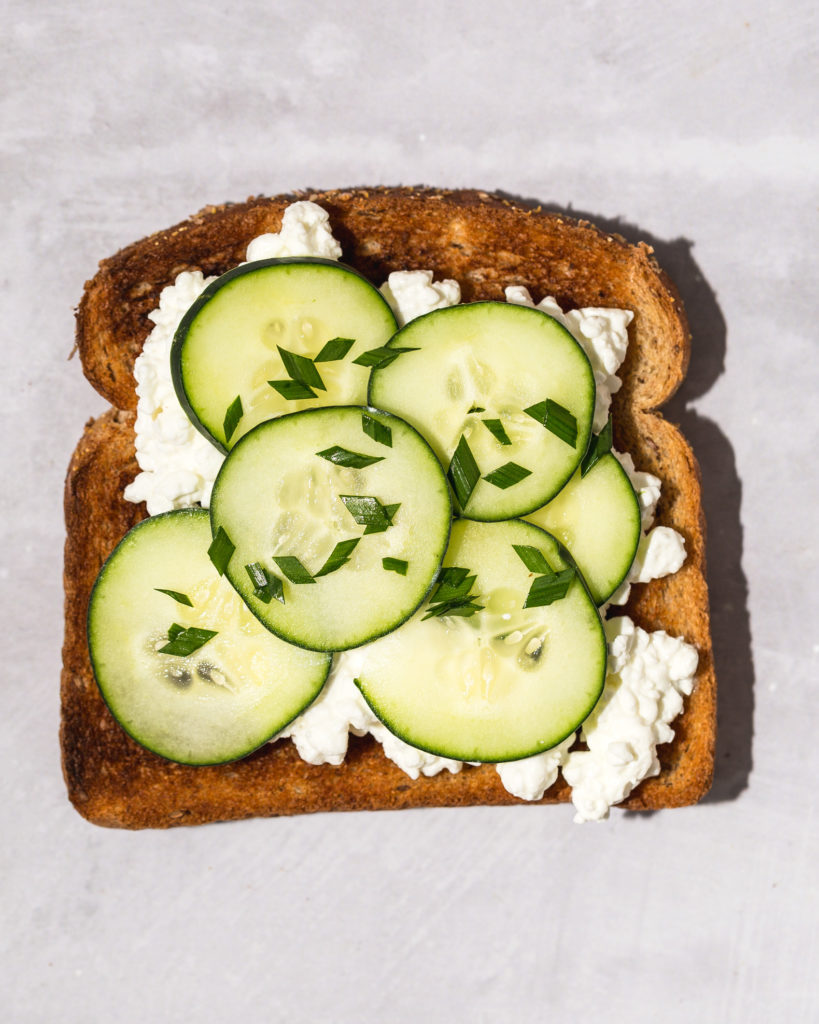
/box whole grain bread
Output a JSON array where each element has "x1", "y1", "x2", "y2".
[{"x1": 63, "y1": 187, "x2": 715, "y2": 828}]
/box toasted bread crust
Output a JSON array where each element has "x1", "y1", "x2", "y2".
[{"x1": 64, "y1": 188, "x2": 715, "y2": 828}]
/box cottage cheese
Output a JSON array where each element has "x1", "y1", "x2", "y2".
[
  {"x1": 505, "y1": 285, "x2": 631, "y2": 433},
  {"x1": 562, "y1": 616, "x2": 698, "y2": 822},
  {"x1": 380, "y1": 270, "x2": 461, "y2": 327},
  {"x1": 123, "y1": 271, "x2": 221, "y2": 515},
  {"x1": 124, "y1": 200, "x2": 697, "y2": 819},
  {"x1": 245, "y1": 200, "x2": 342, "y2": 262},
  {"x1": 495, "y1": 734, "x2": 575, "y2": 801}
]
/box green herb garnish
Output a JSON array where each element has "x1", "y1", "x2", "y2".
[
  {"x1": 317, "y1": 446, "x2": 385, "y2": 469},
  {"x1": 277, "y1": 346, "x2": 326, "y2": 392},
  {"x1": 245, "y1": 562, "x2": 285, "y2": 604},
  {"x1": 340, "y1": 495, "x2": 399, "y2": 534},
  {"x1": 523, "y1": 568, "x2": 575, "y2": 608},
  {"x1": 468, "y1": 405, "x2": 486, "y2": 414},
  {"x1": 223, "y1": 395, "x2": 244, "y2": 444},
  {"x1": 352, "y1": 346, "x2": 419, "y2": 369},
  {"x1": 512, "y1": 545, "x2": 555, "y2": 577},
  {"x1": 272, "y1": 556, "x2": 316, "y2": 584},
  {"x1": 523, "y1": 398, "x2": 578, "y2": 447},
  {"x1": 208, "y1": 527, "x2": 235, "y2": 576},
  {"x1": 382, "y1": 557, "x2": 409, "y2": 575},
  {"x1": 159, "y1": 625, "x2": 218, "y2": 657},
  {"x1": 432, "y1": 570, "x2": 477, "y2": 604},
  {"x1": 154, "y1": 588, "x2": 193, "y2": 607},
  {"x1": 268, "y1": 379, "x2": 318, "y2": 400},
  {"x1": 483, "y1": 462, "x2": 531, "y2": 489},
  {"x1": 580, "y1": 417, "x2": 613, "y2": 477},
  {"x1": 314, "y1": 539, "x2": 360, "y2": 578},
  {"x1": 362, "y1": 412, "x2": 392, "y2": 447},
  {"x1": 422, "y1": 566, "x2": 484, "y2": 620},
  {"x1": 314, "y1": 337, "x2": 355, "y2": 362},
  {"x1": 447, "y1": 434, "x2": 481, "y2": 509},
  {"x1": 482, "y1": 418, "x2": 512, "y2": 446}
]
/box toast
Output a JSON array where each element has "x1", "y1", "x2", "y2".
[{"x1": 63, "y1": 187, "x2": 715, "y2": 828}]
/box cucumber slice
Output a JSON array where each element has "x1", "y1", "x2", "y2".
[
  {"x1": 368, "y1": 302, "x2": 595, "y2": 521},
  {"x1": 87, "y1": 509, "x2": 331, "y2": 765},
  {"x1": 172, "y1": 258, "x2": 398, "y2": 452},
  {"x1": 210, "y1": 406, "x2": 452, "y2": 652},
  {"x1": 525, "y1": 453, "x2": 641, "y2": 605},
  {"x1": 355, "y1": 519, "x2": 606, "y2": 762}
]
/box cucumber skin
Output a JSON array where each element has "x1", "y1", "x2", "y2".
[
  {"x1": 367, "y1": 301, "x2": 597, "y2": 521},
  {"x1": 87, "y1": 508, "x2": 332, "y2": 766},
  {"x1": 171, "y1": 257, "x2": 398, "y2": 455},
  {"x1": 527, "y1": 453, "x2": 642, "y2": 606},
  {"x1": 354, "y1": 521, "x2": 607, "y2": 763},
  {"x1": 209, "y1": 405, "x2": 454, "y2": 653}
]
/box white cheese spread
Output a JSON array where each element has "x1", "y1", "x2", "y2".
[
  {"x1": 123, "y1": 270, "x2": 221, "y2": 515},
  {"x1": 123, "y1": 200, "x2": 698, "y2": 820},
  {"x1": 380, "y1": 270, "x2": 461, "y2": 327},
  {"x1": 505, "y1": 285, "x2": 631, "y2": 433},
  {"x1": 495, "y1": 734, "x2": 575, "y2": 801},
  {"x1": 245, "y1": 200, "x2": 342, "y2": 262},
  {"x1": 562, "y1": 616, "x2": 698, "y2": 822}
]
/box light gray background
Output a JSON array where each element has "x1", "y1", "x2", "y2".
[{"x1": 3, "y1": 0, "x2": 817, "y2": 1021}]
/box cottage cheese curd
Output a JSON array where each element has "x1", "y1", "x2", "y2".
[
  {"x1": 561, "y1": 616, "x2": 698, "y2": 822},
  {"x1": 123, "y1": 270, "x2": 220, "y2": 515},
  {"x1": 124, "y1": 200, "x2": 698, "y2": 818},
  {"x1": 380, "y1": 270, "x2": 461, "y2": 327},
  {"x1": 245, "y1": 200, "x2": 342, "y2": 262},
  {"x1": 505, "y1": 285, "x2": 631, "y2": 433}
]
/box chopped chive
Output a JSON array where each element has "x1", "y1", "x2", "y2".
[
  {"x1": 580, "y1": 417, "x2": 613, "y2": 477},
  {"x1": 434, "y1": 566, "x2": 470, "y2": 589},
  {"x1": 159, "y1": 625, "x2": 218, "y2": 657},
  {"x1": 432, "y1": 573, "x2": 477, "y2": 604},
  {"x1": 483, "y1": 462, "x2": 532, "y2": 489},
  {"x1": 272, "y1": 556, "x2": 315, "y2": 584},
  {"x1": 362, "y1": 412, "x2": 392, "y2": 447},
  {"x1": 363, "y1": 523, "x2": 390, "y2": 535},
  {"x1": 482, "y1": 418, "x2": 512, "y2": 446},
  {"x1": 364, "y1": 501, "x2": 400, "y2": 534},
  {"x1": 277, "y1": 346, "x2": 326, "y2": 391},
  {"x1": 222, "y1": 395, "x2": 244, "y2": 444},
  {"x1": 245, "y1": 562, "x2": 285, "y2": 604},
  {"x1": 423, "y1": 600, "x2": 485, "y2": 620},
  {"x1": 314, "y1": 538, "x2": 361, "y2": 578},
  {"x1": 423, "y1": 565, "x2": 483, "y2": 620},
  {"x1": 523, "y1": 568, "x2": 575, "y2": 608},
  {"x1": 523, "y1": 399, "x2": 578, "y2": 447},
  {"x1": 382, "y1": 557, "x2": 409, "y2": 575},
  {"x1": 512, "y1": 545, "x2": 556, "y2": 577},
  {"x1": 340, "y1": 494, "x2": 397, "y2": 534},
  {"x1": 154, "y1": 588, "x2": 193, "y2": 607},
  {"x1": 268, "y1": 379, "x2": 318, "y2": 400},
  {"x1": 468, "y1": 405, "x2": 486, "y2": 414},
  {"x1": 314, "y1": 337, "x2": 355, "y2": 362},
  {"x1": 447, "y1": 434, "x2": 481, "y2": 510},
  {"x1": 317, "y1": 445, "x2": 385, "y2": 469},
  {"x1": 208, "y1": 527, "x2": 235, "y2": 576},
  {"x1": 352, "y1": 346, "x2": 419, "y2": 369}
]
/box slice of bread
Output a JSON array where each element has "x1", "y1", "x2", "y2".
[{"x1": 63, "y1": 187, "x2": 715, "y2": 828}]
